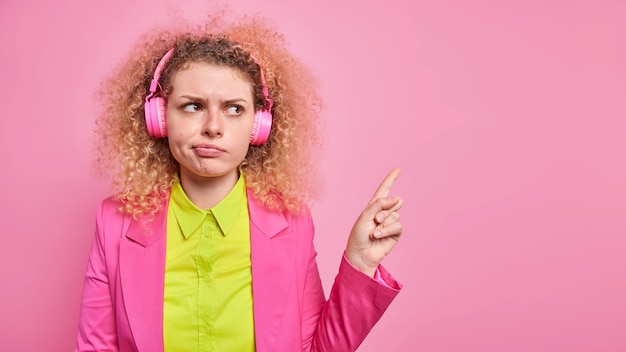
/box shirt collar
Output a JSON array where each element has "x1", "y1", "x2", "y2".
[{"x1": 170, "y1": 174, "x2": 247, "y2": 239}]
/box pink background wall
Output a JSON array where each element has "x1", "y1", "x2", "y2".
[{"x1": 1, "y1": 0, "x2": 625, "y2": 351}]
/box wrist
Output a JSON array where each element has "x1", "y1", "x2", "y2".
[{"x1": 343, "y1": 250, "x2": 377, "y2": 277}]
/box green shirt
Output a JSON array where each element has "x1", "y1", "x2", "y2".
[{"x1": 163, "y1": 175, "x2": 255, "y2": 351}]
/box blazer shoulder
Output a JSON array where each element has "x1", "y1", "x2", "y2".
[
  {"x1": 96, "y1": 196, "x2": 127, "y2": 224},
  {"x1": 98, "y1": 195, "x2": 122, "y2": 213},
  {"x1": 92, "y1": 196, "x2": 132, "y2": 244}
]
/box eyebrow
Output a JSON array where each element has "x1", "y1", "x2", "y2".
[{"x1": 177, "y1": 95, "x2": 250, "y2": 105}]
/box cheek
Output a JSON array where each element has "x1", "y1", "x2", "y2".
[
  {"x1": 167, "y1": 138, "x2": 179, "y2": 158},
  {"x1": 239, "y1": 127, "x2": 254, "y2": 148},
  {"x1": 166, "y1": 127, "x2": 189, "y2": 157},
  {"x1": 166, "y1": 118, "x2": 196, "y2": 140}
]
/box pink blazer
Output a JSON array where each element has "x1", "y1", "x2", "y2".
[{"x1": 76, "y1": 189, "x2": 401, "y2": 352}]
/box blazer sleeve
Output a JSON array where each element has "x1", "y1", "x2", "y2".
[
  {"x1": 300, "y1": 213, "x2": 402, "y2": 352},
  {"x1": 75, "y1": 199, "x2": 121, "y2": 352}
]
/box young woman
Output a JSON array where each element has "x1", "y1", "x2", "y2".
[{"x1": 76, "y1": 15, "x2": 403, "y2": 352}]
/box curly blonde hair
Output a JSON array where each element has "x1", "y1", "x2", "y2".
[{"x1": 95, "y1": 15, "x2": 321, "y2": 217}]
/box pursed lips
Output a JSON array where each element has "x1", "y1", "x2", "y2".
[{"x1": 192, "y1": 144, "x2": 226, "y2": 157}]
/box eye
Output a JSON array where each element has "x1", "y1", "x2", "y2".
[
  {"x1": 225, "y1": 105, "x2": 242, "y2": 116},
  {"x1": 182, "y1": 103, "x2": 201, "y2": 113}
]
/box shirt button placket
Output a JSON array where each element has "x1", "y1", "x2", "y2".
[{"x1": 201, "y1": 220, "x2": 210, "y2": 238}]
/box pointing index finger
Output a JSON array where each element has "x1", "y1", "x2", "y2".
[{"x1": 368, "y1": 167, "x2": 401, "y2": 205}]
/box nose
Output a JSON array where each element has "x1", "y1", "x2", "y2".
[{"x1": 203, "y1": 108, "x2": 223, "y2": 137}]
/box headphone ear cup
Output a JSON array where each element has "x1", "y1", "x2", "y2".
[
  {"x1": 154, "y1": 97, "x2": 168, "y2": 138},
  {"x1": 145, "y1": 97, "x2": 168, "y2": 138},
  {"x1": 250, "y1": 109, "x2": 272, "y2": 145}
]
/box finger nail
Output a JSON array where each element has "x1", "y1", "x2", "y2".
[
  {"x1": 373, "y1": 230, "x2": 381, "y2": 238},
  {"x1": 376, "y1": 214, "x2": 384, "y2": 222}
]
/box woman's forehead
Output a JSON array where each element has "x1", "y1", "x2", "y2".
[
  {"x1": 171, "y1": 60, "x2": 253, "y2": 84},
  {"x1": 168, "y1": 62, "x2": 254, "y2": 96}
]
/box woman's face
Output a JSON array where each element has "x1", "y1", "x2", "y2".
[{"x1": 166, "y1": 61, "x2": 255, "y2": 186}]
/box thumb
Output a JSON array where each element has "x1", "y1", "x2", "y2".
[{"x1": 360, "y1": 196, "x2": 401, "y2": 222}]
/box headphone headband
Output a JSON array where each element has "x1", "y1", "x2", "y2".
[
  {"x1": 251, "y1": 54, "x2": 274, "y2": 111},
  {"x1": 147, "y1": 48, "x2": 174, "y2": 99}
]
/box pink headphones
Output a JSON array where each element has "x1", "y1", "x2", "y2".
[{"x1": 144, "y1": 48, "x2": 273, "y2": 145}]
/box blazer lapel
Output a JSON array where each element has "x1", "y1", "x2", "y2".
[
  {"x1": 119, "y1": 199, "x2": 169, "y2": 352},
  {"x1": 247, "y1": 190, "x2": 294, "y2": 352}
]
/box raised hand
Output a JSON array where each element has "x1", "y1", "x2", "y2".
[{"x1": 344, "y1": 168, "x2": 403, "y2": 277}]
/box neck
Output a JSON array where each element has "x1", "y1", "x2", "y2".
[{"x1": 178, "y1": 171, "x2": 239, "y2": 210}]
